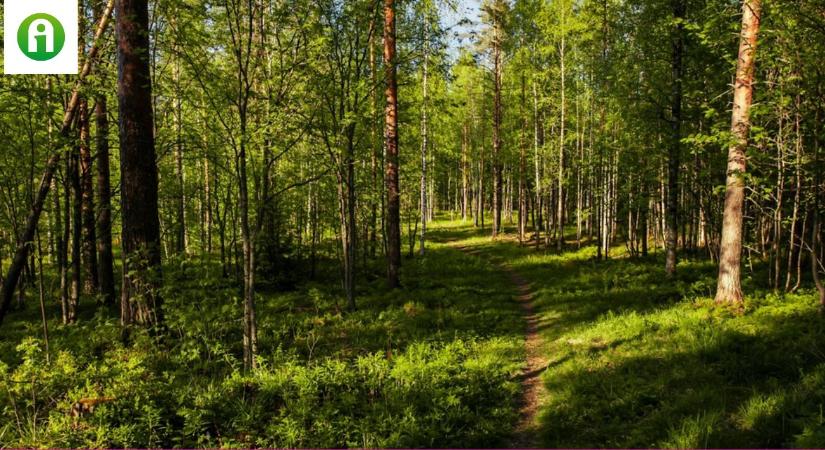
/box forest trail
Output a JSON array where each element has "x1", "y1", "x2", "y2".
[{"x1": 452, "y1": 240, "x2": 547, "y2": 447}]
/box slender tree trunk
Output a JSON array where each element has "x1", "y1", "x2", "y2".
[
  {"x1": 384, "y1": 0, "x2": 401, "y2": 288},
  {"x1": 70, "y1": 131, "x2": 81, "y2": 322},
  {"x1": 665, "y1": 0, "x2": 685, "y2": 277},
  {"x1": 36, "y1": 230, "x2": 50, "y2": 363},
  {"x1": 174, "y1": 58, "x2": 187, "y2": 255},
  {"x1": 518, "y1": 72, "x2": 527, "y2": 244},
  {"x1": 96, "y1": 96, "x2": 115, "y2": 305},
  {"x1": 785, "y1": 106, "x2": 802, "y2": 292},
  {"x1": 79, "y1": 99, "x2": 99, "y2": 295},
  {"x1": 557, "y1": 14, "x2": 566, "y2": 251},
  {"x1": 419, "y1": 19, "x2": 429, "y2": 256},
  {"x1": 491, "y1": 10, "x2": 503, "y2": 239},
  {"x1": 57, "y1": 166, "x2": 69, "y2": 323},
  {"x1": 238, "y1": 135, "x2": 257, "y2": 369},
  {"x1": 117, "y1": 0, "x2": 164, "y2": 326},
  {"x1": 534, "y1": 81, "x2": 543, "y2": 245},
  {"x1": 369, "y1": 27, "x2": 379, "y2": 258},
  {"x1": 204, "y1": 156, "x2": 213, "y2": 253},
  {"x1": 341, "y1": 130, "x2": 357, "y2": 310},
  {"x1": 462, "y1": 122, "x2": 469, "y2": 221},
  {"x1": 715, "y1": 0, "x2": 761, "y2": 304}
]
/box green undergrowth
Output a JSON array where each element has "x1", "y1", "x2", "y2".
[
  {"x1": 433, "y1": 218, "x2": 825, "y2": 448},
  {"x1": 5, "y1": 217, "x2": 824, "y2": 448},
  {"x1": 0, "y1": 238, "x2": 523, "y2": 448}
]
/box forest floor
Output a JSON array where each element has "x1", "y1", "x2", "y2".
[
  {"x1": 450, "y1": 237, "x2": 547, "y2": 447},
  {"x1": 434, "y1": 218, "x2": 825, "y2": 448},
  {"x1": 3, "y1": 218, "x2": 825, "y2": 448}
]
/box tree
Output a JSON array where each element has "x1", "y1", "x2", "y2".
[
  {"x1": 96, "y1": 95, "x2": 115, "y2": 305},
  {"x1": 714, "y1": 0, "x2": 762, "y2": 304},
  {"x1": 665, "y1": 0, "x2": 685, "y2": 277},
  {"x1": 117, "y1": 0, "x2": 164, "y2": 326},
  {"x1": 419, "y1": 12, "x2": 430, "y2": 256},
  {"x1": 79, "y1": 99, "x2": 99, "y2": 294},
  {"x1": 385, "y1": 0, "x2": 401, "y2": 288},
  {"x1": 482, "y1": 0, "x2": 506, "y2": 239},
  {"x1": 0, "y1": 0, "x2": 115, "y2": 327}
]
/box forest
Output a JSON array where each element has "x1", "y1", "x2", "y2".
[{"x1": 1, "y1": 0, "x2": 825, "y2": 447}]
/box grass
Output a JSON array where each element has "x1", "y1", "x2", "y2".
[
  {"x1": 2, "y1": 217, "x2": 825, "y2": 448},
  {"x1": 0, "y1": 233, "x2": 524, "y2": 448},
  {"x1": 433, "y1": 218, "x2": 825, "y2": 448}
]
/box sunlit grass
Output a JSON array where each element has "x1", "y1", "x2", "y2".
[{"x1": 430, "y1": 217, "x2": 825, "y2": 448}]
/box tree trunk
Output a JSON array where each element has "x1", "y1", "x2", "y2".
[
  {"x1": 96, "y1": 96, "x2": 115, "y2": 305},
  {"x1": 557, "y1": 15, "x2": 566, "y2": 251},
  {"x1": 117, "y1": 0, "x2": 164, "y2": 326},
  {"x1": 369, "y1": 28, "x2": 379, "y2": 258},
  {"x1": 665, "y1": 0, "x2": 684, "y2": 277},
  {"x1": 419, "y1": 18, "x2": 429, "y2": 256},
  {"x1": 714, "y1": 0, "x2": 761, "y2": 304},
  {"x1": 79, "y1": 99, "x2": 99, "y2": 295},
  {"x1": 518, "y1": 72, "x2": 527, "y2": 244},
  {"x1": 462, "y1": 122, "x2": 469, "y2": 221},
  {"x1": 491, "y1": 9, "x2": 503, "y2": 239},
  {"x1": 70, "y1": 130, "x2": 81, "y2": 322},
  {"x1": 174, "y1": 58, "x2": 187, "y2": 255},
  {"x1": 384, "y1": 0, "x2": 401, "y2": 289},
  {"x1": 534, "y1": 82, "x2": 543, "y2": 245}
]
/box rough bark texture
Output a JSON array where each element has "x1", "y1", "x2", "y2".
[
  {"x1": 384, "y1": 0, "x2": 401, "y2": 289},
  {"x1": 117, "y1": 0, "x2": 164, "y2": 326},
  {"x1": 79, "y1": 99, "x2": 100, "y2": 294},
  {"x1": 715, "y1": 0, "x2": 761, "y2": 304},
  {"x1": 96, "y1": 96, "x2": 116, "y2": 304}
]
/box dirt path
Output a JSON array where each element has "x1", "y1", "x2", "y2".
[{"x1": 453, "y1": 243, "x2": 546, "y2": 447}]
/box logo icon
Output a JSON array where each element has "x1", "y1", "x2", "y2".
[
  {"x1": 4, "y1": 0, "x2": 77, "y2": 75},
  {"x1": 17, "y1": 13, "x2": 65, "y2": 61}
]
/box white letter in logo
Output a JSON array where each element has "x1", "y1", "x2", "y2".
[{"x1": 28, "y1": 19, "x2": 53, "y2": 53}]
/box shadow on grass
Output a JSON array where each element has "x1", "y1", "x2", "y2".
[
  {"x1": 537, "y1": 309, "x2": 825, "y2": 448},
  {"x1": 430, "y1": 220, "x2": 825, "y2": 448}
]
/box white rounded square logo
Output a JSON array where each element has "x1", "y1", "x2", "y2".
[{"x1": 4, "y1": 0, "x2": 78, "y2": 74}]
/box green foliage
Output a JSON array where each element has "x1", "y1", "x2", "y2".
[{"x1": 0, "y1": 235, "x2": 523, "y2": 448}]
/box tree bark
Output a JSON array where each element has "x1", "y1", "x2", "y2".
[
  {"x1": 419, "y1": 18, "x2": 429, "y2": 256},
  {"x1": 117, "y1": 0, "x2": 164, "y2": 326},
  {"x1": 665, "y1": 0, "x2": 684, "y2": 277},
  {"x1": 70, "y1": 127, "x2": 81, "y2": 322},
  {"x1": 714, "y1": 0, "x2": 761, "y2": 304},
  {"x1": 518, "y1": 72, "x2": 527, "y2": 244},
  {"x1": 491, "y1": 5, "x2": 503, "y2": 239},
  {"x1": 384, "y1": 0, "x2": 401, "y2": 289},
  {"x1": 557, "y1": 10, "x2": 566, "y2": 251},
  {"x1": 79, "y1": 99, "x2": 99, "y2": 295},
  {"x1": 96, "y1": 96, "x2": 115, "y2": 304}
]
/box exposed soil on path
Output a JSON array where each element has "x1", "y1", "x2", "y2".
[{"x1": 452, "y1": 243, "x2": 547, "y2": 448}]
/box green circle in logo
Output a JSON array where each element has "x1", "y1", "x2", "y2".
[{"x1": 17, "y1": 13, "x2": 66, "y2": 61}]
